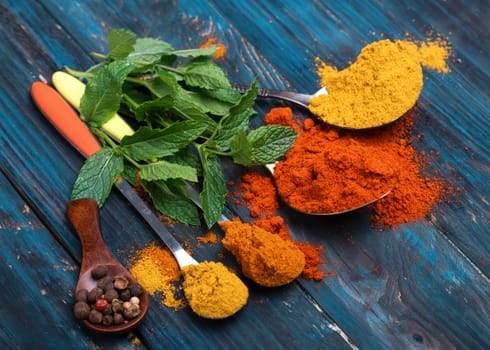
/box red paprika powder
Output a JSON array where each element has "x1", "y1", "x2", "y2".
[{"x1": 265, "y1": 107, "x2": 449, "y2": 227}]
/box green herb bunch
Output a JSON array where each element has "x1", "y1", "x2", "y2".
[{"x1": 69, "y1": 29, "x2": 297, "y2": 228}]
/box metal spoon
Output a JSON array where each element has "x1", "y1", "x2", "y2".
[
  {"x1": 67, "y1": 198, "x2": 149, "y2": 334},
  {"x1": 233, "y1": 85, "x2": 328, "y2": 110}
]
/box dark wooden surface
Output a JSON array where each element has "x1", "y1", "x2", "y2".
[{"x1": 0, "y1": 1, "x2": 489, "y2": 349}]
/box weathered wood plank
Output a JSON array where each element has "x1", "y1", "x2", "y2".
[{"x1": 0, "y1": 0, "x2": 353, "y2": 349}]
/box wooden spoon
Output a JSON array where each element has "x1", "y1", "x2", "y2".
[{"x1": 67, "y1": 198, "x2": 149, "y2": 333}]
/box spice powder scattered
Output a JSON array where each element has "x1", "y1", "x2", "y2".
[
  {"x1": 199, "y1": 37, "x2": 226, "y2": 59},
  {"x1": 129, "y1": 242, "x2": 185, "y2": 309}
]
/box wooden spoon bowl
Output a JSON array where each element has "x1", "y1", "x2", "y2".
[{"x1": 67, "y1": 198, "x2": 149, "y2": 334}]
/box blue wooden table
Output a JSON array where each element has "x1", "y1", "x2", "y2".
[{"x1": 1, "y1": 1, "x2": 489, "y2": 349}]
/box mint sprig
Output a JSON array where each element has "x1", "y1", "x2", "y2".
[{"x1": 69, "y1": 28, "x2": 297, "y2": 227}]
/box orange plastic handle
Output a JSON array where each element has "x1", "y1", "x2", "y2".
[{"x1": 31, "y1": 81, "x2": 101, "y2": 158}]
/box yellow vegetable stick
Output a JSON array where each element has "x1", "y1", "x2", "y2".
[{"x1": 52, "y1": 71, "x2": 134, "y2": 141}]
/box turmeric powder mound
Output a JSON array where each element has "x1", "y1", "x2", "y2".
[
  {"x1": 182, "y1": 261, "x2": 248, "y2": 319},
  {"x1": 129, "y1": 243, "x2": 185, "y2": 309},
  {"x1": 220, "y1": 218, "x2": 306, "y2": 287},
  {"x1": 309, "y1": 39, "x2": 449, "y2": 129}
]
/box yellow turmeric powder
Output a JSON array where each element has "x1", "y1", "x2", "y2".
[
  {"x1": 129, "y1": 243, "x2": 185, "y2": 309},
  {"x1": 220, "y1": 218, "x2": 305, "y2": 287},
  {"x1": 309, "y1": 38, "x2": 450, "y2": 129},
  {"x1": 182, "y1": 261, "x2": 248, "y2": 319}
]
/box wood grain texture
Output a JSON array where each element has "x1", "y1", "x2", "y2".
[{"x1": 0, "y1": 0, "x2": 488, "y2": 349}]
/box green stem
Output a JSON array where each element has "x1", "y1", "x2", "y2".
[
  {"x1": 90, "y1": 52, "x2": 108, "y2": 60},
  {"x1": 122, "y1": 94, "x2": 140, "y2": 111},
  {"x1": 156, "y1": 64, "x2": 181, "y2": 74}
]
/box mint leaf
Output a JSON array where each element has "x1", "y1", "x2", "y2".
[
  {"x1": 107, "y1": 29, "x2": 136, "y2": 60},
  {"x1": 142, "y1": 179, "x2": 200, "y2": 225},
  {"x1": 247, "y1": 125, "x2": 298, "y2": 164},
  {"x1": 71, "y1": 148, "x2": 124, "y2": 206},
  {"x1": 199, "y1": 150, "x2": 226, "y2": 227},
  {"x1": 145, "y1": 70, "x2": 179, "y2": 97},
  {"x1": 172, "y1": 88, "x2": 218, "y2": 132},
  {"x1": 229, "y1": 79, "x2": 258, "y2": 115},
  {"x1": 140, "y1": 160, "x2": 197, "y2": 182},
  {"x1": 213, "y1": 108, "x2": 254, "y2": 150},
  {"x1": 128, "y1": 38, "x2": 174, "y2": 64},
  {"x1": 179, "y1": 61, "x2": 231, "y2": 89},
  {"x1": 203, "y1": 88, "x2": 241, "y2": 104},
  {"x1": 120, "y1": 121, "x2": 207, "y2": 160},
  {"x1": 184, "y1": 90, "x2": 233, "y2": 116},
  {"x1": 80, "y1": 60, "x2": 134, "y2": 125},
  {"x1": 230, "y1": 130, "x2": 252, "y2": 165},
  {"x1": 134, "y1": 96, "x2": 174, "y2": 122}
]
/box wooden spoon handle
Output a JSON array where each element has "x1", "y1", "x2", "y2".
[{"x1": 67, "y1": 198, "x2": 115, "y2": 268}]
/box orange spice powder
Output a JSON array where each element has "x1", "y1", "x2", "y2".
[
  {"x1": 238, "y1": 170, "x2": 326, "y2": 281},
  {"x1": 128, "y1": 242, "x2": 185, "y2": 309},
  {"x1": 200, "y1": 37, "x2": 226, "y2": 59},
  {"x1": 265, "y1": 106, "x2": 451, "y2": 228}
]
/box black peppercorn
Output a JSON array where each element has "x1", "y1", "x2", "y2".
[
  {"x1": 88, "y1": 309, "x2": 103, "y2": 324},
  {"x1": 97, "y1": 276, "x2": 114, "y2": 291},
  {"x1": 113, "y1": 313, "x2": 124, "y2": 325},
  {"x1": 75, "y1": 289, "x2": 89, "y2": 303},
  {"x1": 102, "y1": 314, "x2": 113, "y2": 326},
  {"x1": 104, "y1": 288, "x2": 119, "y2": 302},
  {"x1": 91, "y1": 265, "x2": 108, "y2": 280},
  {"x1": 129, "y1": 283, "x2": 144, "y2": 297},
  {"x1": 73, "y1": 301, "x2": 91, "y2": 320},
  {"x1": 87, "y1": 287, "x2": 104, "y2": 304},
  {"x1": 119, "y1": 288, "x2": 131, "y2": 301},
  {"x1": 102, "y1": 304, "x2": 113, "y2": 316}
]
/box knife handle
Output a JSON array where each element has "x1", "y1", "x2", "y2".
[{"x1": 31, "y1": 81, "x2": 101, "y2": 158}]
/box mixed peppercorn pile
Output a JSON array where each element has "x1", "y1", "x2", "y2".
[{"x1": 73, "y1": 265, "x2": 144, "y2": 326}]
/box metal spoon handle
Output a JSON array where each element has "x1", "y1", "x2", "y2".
[
  {"x1": 233, "y1": 84, "x2": 312, "y2": 108},
  {"x1": 116, "y1": 178, "x2": 198, "y2": 267}
]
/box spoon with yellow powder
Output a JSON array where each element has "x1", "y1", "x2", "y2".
[
  {"x1": 239, "y1": 39, "x2": 448, "y2": 130},
  {"x1": 32, "y1": 77, "x2": 248, "y2": 320}
]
